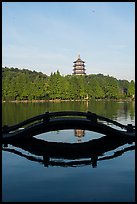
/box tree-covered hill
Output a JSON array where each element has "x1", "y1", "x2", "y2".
[{"x1": 2, "y1": 67, "x2": 135, "y2": 101}]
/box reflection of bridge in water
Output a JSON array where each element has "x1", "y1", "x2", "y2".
[
  {"x1": 2, "y1": 111, "x2": 135, "y2": 168},
  {"x1": 2, "y1": 135, "x2": 135, "y2": 168}
]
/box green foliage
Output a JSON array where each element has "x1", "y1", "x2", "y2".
[
  {"x1": 128, "y1": 80, "x2": 135, "y2": 98},
  {"x1": 2, "y1": 67, "x2": 135, "y2": 101}
]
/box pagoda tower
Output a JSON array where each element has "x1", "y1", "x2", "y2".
[{"x1": 73, "y1": 54, "x2": 86, "y2": 75}]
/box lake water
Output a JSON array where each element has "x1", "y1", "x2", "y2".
[{"x1": 2, "y1": 101, "x2": 135, "y2": 202}]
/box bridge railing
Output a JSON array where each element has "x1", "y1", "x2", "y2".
[{"x1": 2, "y1": 111, "x2": 135, "y2": 134}]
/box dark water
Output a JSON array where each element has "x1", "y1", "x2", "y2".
[{"x1": 2, "y1": 101, "x2": 135, "y2": 202}]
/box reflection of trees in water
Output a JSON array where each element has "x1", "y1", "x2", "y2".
[
  {"x1": 2, "y1": 134, "x2": 135, "y2": 168},
  {"x1": 122, "y1": 102, "x2": 128, "y2": 119},
  {"x1": 2, "y1": 101, "x2": 135, "y2": 127},
  {"x1": 116, "y1": 101, "x2": 135, "y2": 122},
  {"x1": 129, "y1": 101, "x2": 135, "y2": 121}
]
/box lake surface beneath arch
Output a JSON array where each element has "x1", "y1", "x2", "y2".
[{"x1": 2, "y1": 101, "x2": 135, "y2": 202}]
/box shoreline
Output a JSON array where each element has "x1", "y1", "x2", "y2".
[{"x1": 2, "y1": 98, "x2": 134, "y2": 103}]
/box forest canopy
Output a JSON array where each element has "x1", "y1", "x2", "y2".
[{"x1": 2, "y1": 67, "x2": 135, "y2": 101}]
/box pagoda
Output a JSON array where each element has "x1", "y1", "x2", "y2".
[{"x1": 73, "y1": 54, "x2": 86, "y2": 75}]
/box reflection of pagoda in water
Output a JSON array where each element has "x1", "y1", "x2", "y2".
[{"x1": 74, "y1": 129, "x2": 85, "y2": 137}]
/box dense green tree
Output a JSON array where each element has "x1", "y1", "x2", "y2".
[
  {"x1": 128, "y1": 80, "x2": 135, "y2": 98},
  {"x1": 2, "y1": 67, "x2": 135, "y2": 101}
]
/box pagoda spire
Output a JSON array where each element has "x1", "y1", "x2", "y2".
[{"x1": 78, "y1": 54, "x2": 80, "y2": 59}]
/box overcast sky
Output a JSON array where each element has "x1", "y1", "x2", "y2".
[{"x1": 2, "y1": 2, "x2": 135, "y2": 81}]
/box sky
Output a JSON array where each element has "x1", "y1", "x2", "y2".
[{"x1": 2, "y1": 2, "x2": 135, "y2": 81}]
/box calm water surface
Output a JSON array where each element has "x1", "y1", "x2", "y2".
[{"x1": 2, "y1": 101, "x2": 135, "y2": 202}]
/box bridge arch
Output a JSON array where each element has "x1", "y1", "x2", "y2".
[{"x1": 2, "y1": 111, "x2": 135, "y2": 143}]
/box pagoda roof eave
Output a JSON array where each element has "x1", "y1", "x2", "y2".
[{"x1": 73, "y1": 60, "x2": 85, "y2": 63}]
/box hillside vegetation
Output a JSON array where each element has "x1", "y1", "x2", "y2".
[{"x1": 2, "y1": 67, "x2": 135, "y2": 101}]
